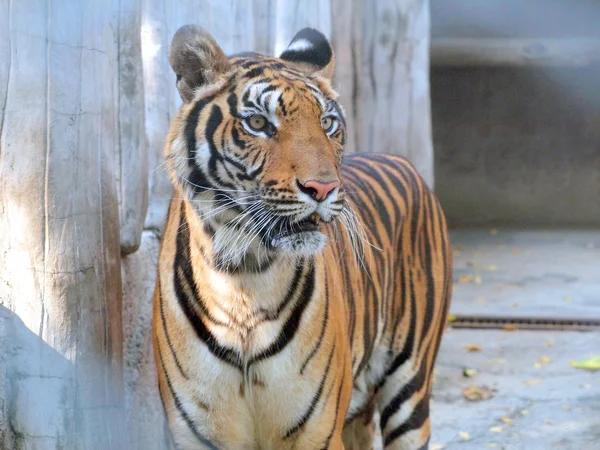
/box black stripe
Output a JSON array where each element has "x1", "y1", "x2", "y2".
[
  {"x1": 262, "y1": 261, "x2": 305, "y2": 320},
  {"x1": 382, "y1": 276, "x2": 417, "y2": 380},
  {"x1": 188, "y1": 167, "x2": 214, "y2": 194},
  {"x1": 344, "y1": 159, "x2": 394, "y2": 236},
  {"x1": 185, "y1": 95, "x2": 217, "y2": 193},
  {"x1": 186, "y1": 95, "x2": 216, "y2": 163},
  {"x1": 157, "y1": 343, "x2": 220, "y2": 450},
  {"x1": 244, "y1": 66, "x2": 264, "y2": 78},
  {"x1": 300, "y1": 280, "x2": 329, "y2": 374},
  {"x1": 421, "y1": 192, "x2": 436, "y2": 340},
  {"x1": 354, "y1": 283, "x2": 372, "y2": 378},
  {"x1": 246, "y1": 156, "x2": 266, "y2": 180},
  {"x1": 227, "y1": 92, "x2": 239, "y2": 117},
  {"x1": 174, "y1": 209, "x2": 242, "y2": 370},
  {"x1": 277, "y1": 94, "x2": 288, "y2": 116},
  {"x1": 231, "y1": 126, "x2": 245, "y2": 150},
  {"x1": 159, "y1": 285, "x2": 189, "y2": 379},
  {"x1": 205, "y1": 105, "x2": 235, "y2": 190},
  {"x1": 380, "y1": 357, "x2": 428, "y2": 431},
  {"x1": 338, "y1": 242, "x2": 356, "y2": 360},
  {"x1": 284, "y1": 342, "x2": 336, "y2": 439},
  {"x1": 340, "y1": 167, "x2": 380, "y2": 237},
  {"x1": 319, "y1": 357, "x2": 347, "y2": 450},
  {"x1": 383, "y1": 394, "x2": 429, "y2": 447},
  {"x1": 249, "y1": 259, "x2": 315, "y2": 366}
]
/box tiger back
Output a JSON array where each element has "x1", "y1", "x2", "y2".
[{"x1": 153, "y1": 25, "x2": 452, "y2": 450}]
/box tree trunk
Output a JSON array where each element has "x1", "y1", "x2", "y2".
[
  {"x1": 332, "y1": 0, "x2": 434, "y2": 186},
  {"x1": 0, "y1": 0, "x2": 127, "y2": 448},
  {"x1": 118, "y1": 0, "x2": 148, "y2": 255}
]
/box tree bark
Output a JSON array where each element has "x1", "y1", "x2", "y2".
[
  {"x1": 0, "y1": 0, "x2": 127, "y2": 448},
  {"x1": 118, "y1": 0, "x2": 148, "y2": 255},
  {"x1": 332, "y1": 0, "x2": 434, "y2": 187}
]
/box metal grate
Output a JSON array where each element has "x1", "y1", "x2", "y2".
[{"x1": 448, "y1": 314, "x2": 600, "y2": 331}]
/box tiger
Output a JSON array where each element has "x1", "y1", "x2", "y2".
[{"x1": 153, "y1": 24, "x2": 452, "y2": 450}]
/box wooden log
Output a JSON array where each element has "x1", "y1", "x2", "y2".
[
  {"x1": 0, "y1": 0, "x2": 127, "y2": 447},
  {"x1": 431, "y1": 38, "x2": 600, "y2": 67},
  {"x1": 332, "y1": 0, "x2": 434, "y2": 186},
  {"x1": 118, "y1": 0, "x2": 148, "y2": 255},
  {"x1": 122, "y1": 231, "x2": 165, "y2": 450},
  {"x1": 141, "y1": 0, "x2": 176, "y2": 234}
]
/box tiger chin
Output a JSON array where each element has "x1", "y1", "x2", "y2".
[{"x1": 153, "y1": 24, "x2": 452, "y2": 450}]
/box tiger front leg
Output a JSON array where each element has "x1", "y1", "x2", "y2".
[
  {"x1": 375, "y1": 365, "x2": 432, "y2": 450},
  {"x1": 341, "y1": 414, "x2": 376, "y2": 450}
]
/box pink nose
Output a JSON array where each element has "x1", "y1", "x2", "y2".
[{"x1": 300, "y1": 179, "x2": 340, "y2": 201}]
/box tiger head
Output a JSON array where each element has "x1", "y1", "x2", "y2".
[{"x1": 166, "y1": 25, "x2": 347, "y2": 268}]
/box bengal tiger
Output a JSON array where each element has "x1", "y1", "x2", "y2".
[{"x1": 153, "y1": 24, "x2": 452, "y2": 450}]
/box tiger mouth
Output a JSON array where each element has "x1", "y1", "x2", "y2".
[{"x1": 271, "y1": 214, "x2": 324, "y2": 241}]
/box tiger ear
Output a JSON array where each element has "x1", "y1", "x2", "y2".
[
  {"x1": 169, "y1": 25, "x2": 232, "y2": 103},
  {"x1": 279, "y1": 28, "x2": 335, "y2": 80}
]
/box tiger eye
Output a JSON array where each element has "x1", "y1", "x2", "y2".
[
  {"x1": 321, "y1": 116, "x2": 334, "y2": 132},
  {"x1": 248, "y1": 115, "x2": 267, "y2": 131}
]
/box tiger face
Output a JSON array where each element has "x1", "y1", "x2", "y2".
[{"x1": 166, "y1": 26, "x2": 347, "y2": 268}]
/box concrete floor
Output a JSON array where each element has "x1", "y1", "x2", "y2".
[{"x1": 375, "y1": 230, "x2": 600, "y2": 449}]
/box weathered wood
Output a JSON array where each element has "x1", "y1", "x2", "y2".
[
  {"x1": 141, "y1": 0, "x2": 176, "y2": 233},
  {"x1": 0, "y1": 0, "x2": 127, "y2": 448},
  {"x1": 122, "y1": 231, "x2": 165, "y2": 450},
  {"x1": 332, "y1": 0, "x2": 434, "y2": 186},
  {"x1": 431, "y1": 38, "x2": 600, "y2": 67},
  {"x1": 118, "y1": 0, "x2": 148, "y2": 255},
  {"x1": 272, "y1": 0, "x2": 332, "y2": 56}
]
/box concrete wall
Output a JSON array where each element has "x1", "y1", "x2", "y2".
[
  {"x1": 432, "y1": 65, "x2": 600, "y2": 228},
  {"x1": 430, "y1": 0, "x2": 600, "y2": 228}
]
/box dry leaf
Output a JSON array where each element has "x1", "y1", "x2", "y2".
[
  {"x1": 459, "y1": 275, "x2": 474, "y2": 284},
  {"x1": 458, "y1": 431, "x2": 471, "y2": 441},
  {"x1": 463, "y1": 385, "x2": 494, "y2": 401},
  {"x1": 523, "y1": 378, "x2": 543, "y2": 386},
  {"x1": 500, "y1": 416, "x2": 513, "y2": 424},
  {"x1": 545, "y1": 340, "x2": 554, "y2": 347},
  {"x1": 447, "y1": 314, "x2": 456, "y2": 323},
  {"x1": 511, "y1": 303, "x2": 519, "y2": 308},
  {"x1": 512, "y1": 248, "x2": 520, "y2": 255},
  {"x1": 570, "y1": 356, "x2": 600, "y2": 371},
  {"x1": 489, "y1": 426, "x2": 503, "y2": 433},
  {"x1": 476, "y1": 296, "x2": 486, "y2": 303},
  {"x1": 503, "y1": 324, "x2": 517, "y2": 331},
  {"x1": 540, "y1": 356, "x2": 551, "y2": 365},
  {"x1": 463, "y1": 367, "x2": 477, "y2": 378},
  {"x1": 488, "y1": 265, "x2": 498, "y2": 271},
  {"x1": 464, "y1": 344, "x2": 482, "y2": 352}
]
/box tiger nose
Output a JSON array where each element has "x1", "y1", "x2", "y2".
[{"x1": 297, "y1": 179, "x2": 340, "y2": 201}]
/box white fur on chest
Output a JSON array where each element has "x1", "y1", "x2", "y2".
[{"x1": 169, "y1": 260, "x2": 326, "y2": 449}]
